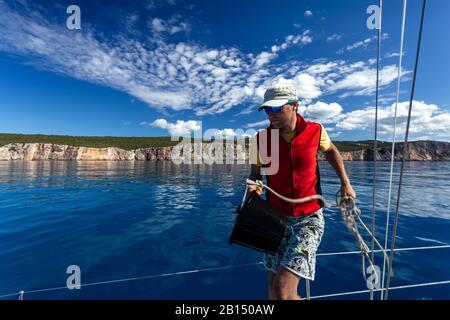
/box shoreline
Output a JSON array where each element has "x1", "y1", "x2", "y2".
[{"x1": 1, "y1": 141, "x2": 450, "y2": 161}]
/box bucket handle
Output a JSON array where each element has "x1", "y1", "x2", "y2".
[{"x1": 240, "y1": 184, "x2": 249, "y2": 210}]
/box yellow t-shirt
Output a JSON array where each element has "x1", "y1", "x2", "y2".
[
  {"x1": 255, "y1": 124, "x2": 331, "y2": 166},
  {"x1": 280, "y1": 124, "x2": 331, "y2": 152}
]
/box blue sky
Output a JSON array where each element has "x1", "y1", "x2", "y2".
[{"x1": 0, "y1": 0, "x2": 449, "y2": 141}]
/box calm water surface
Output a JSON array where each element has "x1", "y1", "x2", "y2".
[{"x1": 0, "y1": 160, "x2": 449, "y2": 299}]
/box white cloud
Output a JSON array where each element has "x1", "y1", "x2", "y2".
[
  {"x1": 255, "y1": 52, "x2": 276, "y2": 67},
  {"x1": 344, "y1": 33, "x2": 388, "y2": 52},
  {"x1": 129, "y1": 85, "x2": 193, "y2": 110},
  {"x1": 329, "y1": 65, "x2": 404, "y2": 97},
  {"x1": 286, "y1": 31, "x2": 313, "y2": 45},
  {"x1": 305, "y1": 62, "x2": 338, "y2": 74},
  {"x1": 271, "y1": 30, "x2": 312, "y2": 53},
  {"x1": 294, "y1": 73, "x2": 322, "y2": 99},
  {"x1": 326, "y1": 34, "x2": 343, "y2": 42},
  {"x1": 385, "y1": 52, "x2": 405, "y2": 58},
  {"x1": 149, "y1": 15, "x2": 190, "y2": 35},
  {"x1": 212, "y1": 128, "x2": 237, "y2": 137},
  {"x1": 346, "y1": 37, "x2": 374, "y2": 51},
  {"x1": 245, "y1": 119, "x2": 270, "y2": 128},
  {"x1": 254, "y1": 30, "x2": 313, "y2": 70},
  {"x1": 146, "y1": 0, "x2": 178, "y2": 11},
  {"x1": 329, "y1": 131, "x2": 342, "y2": 139},
  {"x1": 239, "y1": 56, "x2": 403, "y2": 116},
  {"x1": 335, "y1": 100, "x2": 450, "y2": 140},
  {"x1": 204, "y1": 128, "x2": 255, "y2": 139},
  {"x1": 304, "y1": 10, "x2": 313, "y2": 17},
  {"x1": 150, "y1": 118, "x2": 201, "y2": 136},
  {"x1": 302, "y1": 101, "x2": 343, "y2": 123},
  {"x1": 0, "y1": 4, "x2": 404, "y2": 119},
  {"x1": 3, "y1": 4, "x2": 445, "y2": 141},
  {"x1": 267, "y1": 72, "x2": 322, "y2": 101},
  {"x1": 151, "y1": 18, "x2": 165, "y2": 32}
]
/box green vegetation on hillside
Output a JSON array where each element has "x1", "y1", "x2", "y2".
[
  {"x1": 0, "y1": 133, "x2": 186, "y2": 150},
  {"x1": 333, "y1": 140, "x2": 392, "y2": 152},
  {"x1": 0, "y1": 133, "x2": 402, "y2": 152}
]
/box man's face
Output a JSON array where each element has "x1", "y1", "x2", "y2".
[{"x1": 266, "y1": 102, "x2": 297, "y2": 129}]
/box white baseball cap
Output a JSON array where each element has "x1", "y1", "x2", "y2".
[{"x1": 258, "y1": 85, "x2": 298, "y2": 111}]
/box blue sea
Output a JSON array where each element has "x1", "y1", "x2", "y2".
[{"x1": 0, "y1": 160, "x2": 449, "y2": 300}]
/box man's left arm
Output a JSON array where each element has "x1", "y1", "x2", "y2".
[{"x1": 323, "y1": 143, "x2": 356, "y2": 199}]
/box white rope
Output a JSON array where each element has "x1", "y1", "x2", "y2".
[
  {"x1": 338, "y1": 196, "x2": 379, "y2": 285},
  {"x1": 381, "y1": 0, "x2": 407, "y2": 301},
  {"x1": 2, "y1": 244, "x2": 448, "y2": 299},
  {"x1": 246, "y1": 179, "x2": 328, "y2": 206},
  {"x1": 354, "y1": 213, "x2": 390, "y2": 263},
  {"x1": 304, "y1": 279, "x2": 450, "y2": 300}
]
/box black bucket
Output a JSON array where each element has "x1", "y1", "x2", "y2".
[{"x1": 229, "y1": 190, "x2": 288, "y2": 255}]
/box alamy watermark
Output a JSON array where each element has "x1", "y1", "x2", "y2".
[
  {"x1": 66, "y1": 265, "x2": 81, "y2": 290},
  {"x1": 66, "y1": 5, "x2": 81, "y2": 30},
  {"x1": 366, "y1": 264, "x2": 381, "y2": 290},
  {"x1": 366, "y1": 5, "x2": 381, "y2": 30},
  {"x1": 168, "y1": 123, "x2": 281, "y2": 175}
]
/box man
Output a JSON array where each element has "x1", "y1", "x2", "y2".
[{"x1": 247, "y1": 84, "x2": 356, "y2": 300}]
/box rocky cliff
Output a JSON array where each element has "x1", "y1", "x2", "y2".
[
  {"x1": 0, "y1": 141, "x2": 449, "y2": 161},
  {"x1": 0, "y1": 143, "x2": 173, "y2": 161},
  {"x1": 317, "y1": 141, "x2": 450, "y2": 161}
]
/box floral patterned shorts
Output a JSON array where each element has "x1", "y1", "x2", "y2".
[{"x1": 262, "y1": 209, "x2": 325, "y2": 281}]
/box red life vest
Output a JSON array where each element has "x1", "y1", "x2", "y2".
[{"x1": 256, "y1": 113, "x2": 323, "y2": 217}]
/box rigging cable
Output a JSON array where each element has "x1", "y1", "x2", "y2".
[
  {"x1": 370, "y1": 0, "x2": 383, "y2": 300},
  {"x1": 1, "y1": 244, "x2": 448, "y2": 300},
  {"x1": 384, "y1": 0, "x2": 427, "y2": 300},
  {"x1": 380, "y1": 0, "x2": 407, "y2": 300}
]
